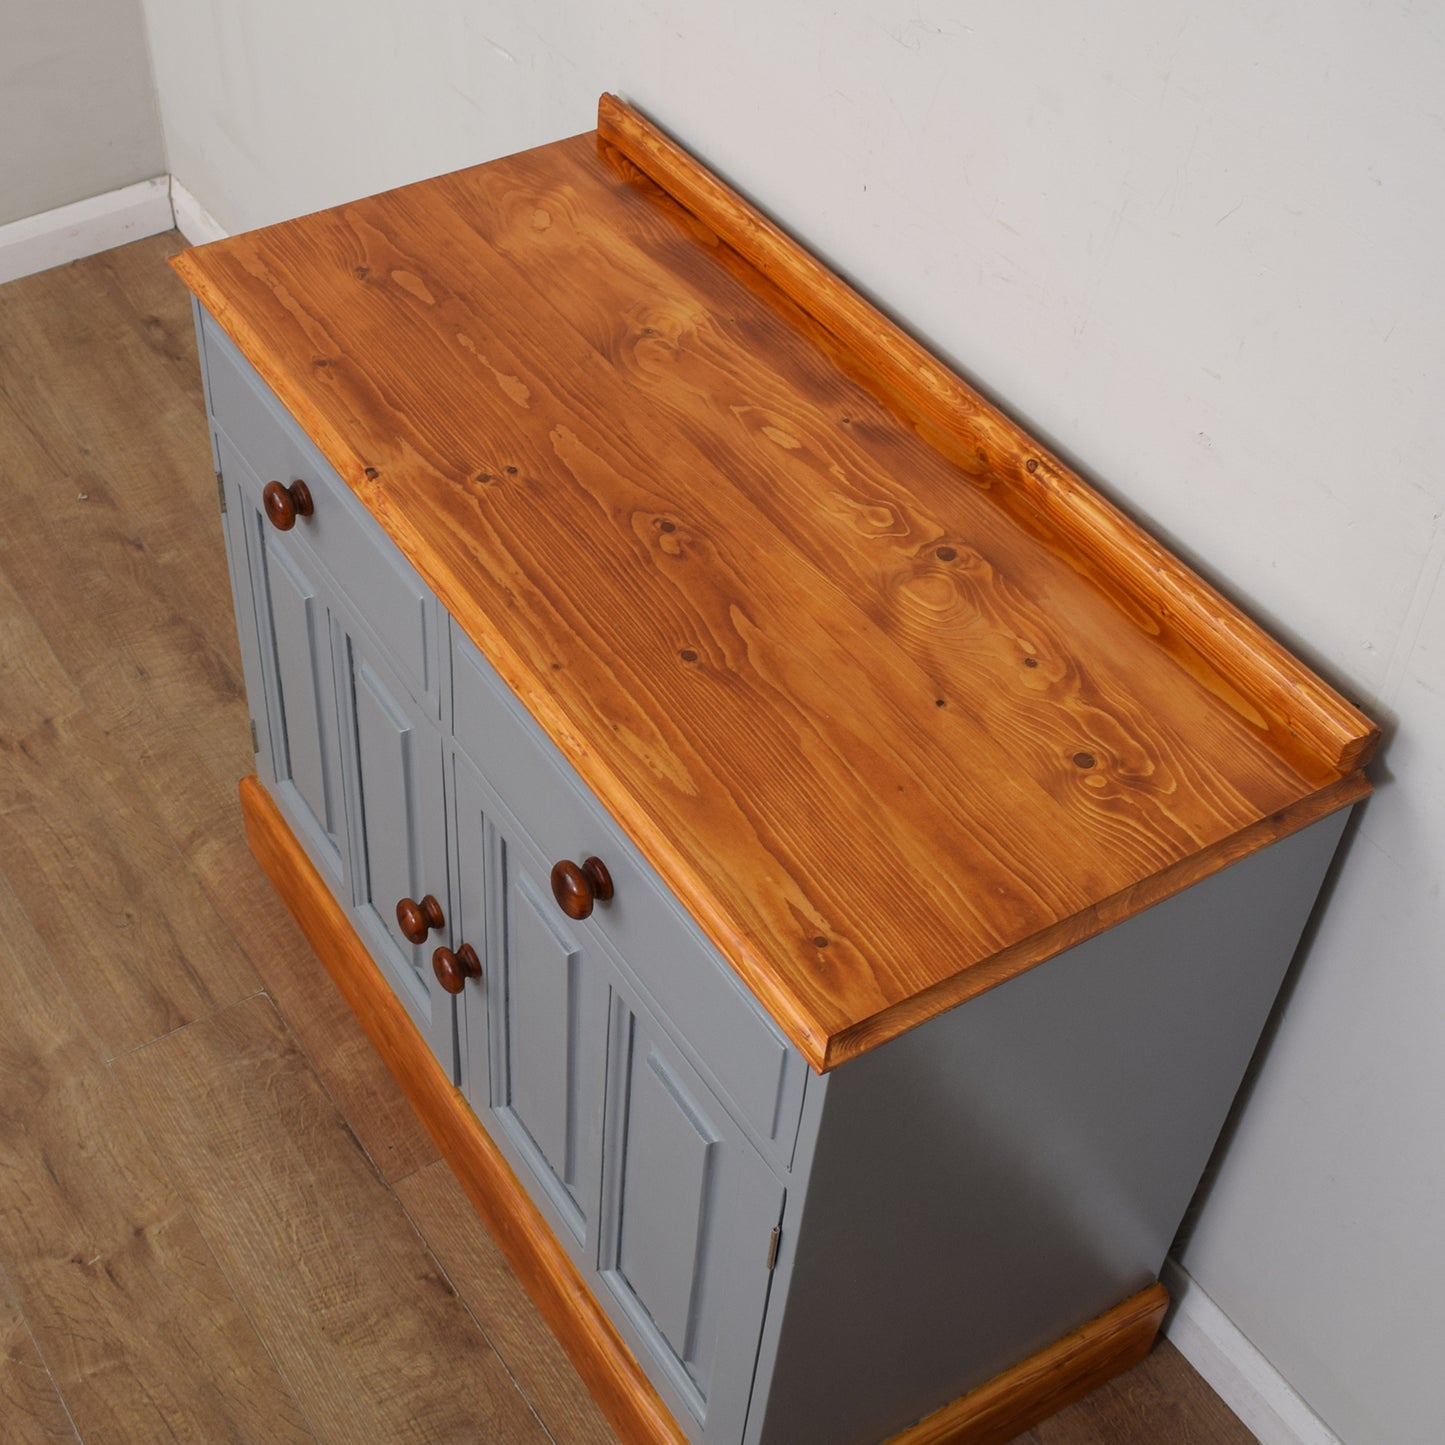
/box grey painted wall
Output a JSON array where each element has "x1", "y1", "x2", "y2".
[
  {"x1": 0, "y1": 0, "x2": 164, "y2": 227},
  {"x1": 135, "y1": 3, "x2": 1445, "y2": 1440}
]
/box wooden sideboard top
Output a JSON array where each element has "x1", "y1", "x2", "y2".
[{"x1": 173, "y1": 95, "x2": 1376, "y2": 1071}]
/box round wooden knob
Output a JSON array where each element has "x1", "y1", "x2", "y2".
[
  {"x1": 262, "y1": 479, "x2": 315, "y2": 531},
  {"x1": 432, "y1": 943, "x2": 482, "y2": 995},
  {"x1": 549, "y1": 857, "x2": 614, "y2": 920},
  {"x1": 396, "y1": 893, "x2": 445, "y2": 944}
]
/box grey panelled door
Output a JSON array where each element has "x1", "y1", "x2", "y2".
[
  {"x1": 333, "y1": 614, "x2": 455, "y2": 1076},
  {"x1": 598, "y1": 980, "x2": 785, "y2": 1445},
  {"x1": 461, "y1": 762, "x2": 606, "y2": 1265},
  {"x1": 221, "y1": 430, "x2": 347, "y2": 894}
]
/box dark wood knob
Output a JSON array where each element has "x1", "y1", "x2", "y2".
[
  {"x1": 550, "y1": 857, "x2": 613, "y2": 920},
  {"x1": 262, "y1": 479, "x2": 314, "y2": 531},
  {"x1": 396, "y1": 893, "x2": 445, "y2": 944},
  {"x1": 432, "y1": 943, "x2": 482, "y2": 995}
]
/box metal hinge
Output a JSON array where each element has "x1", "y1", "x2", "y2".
[
  {"x1": 765, "y1": 1226, "x2": 782, "y2": 1272},
  {"x1": 250, "y1": 719, "x2": 259, "y2": 754},
  {"x1": 215, "y1": 470, "x2": 227, "y2": 513}
]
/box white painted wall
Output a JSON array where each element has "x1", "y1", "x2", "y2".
[
  {"x1": 137, "y1": 3, "x2": 1444, "y2": 1439},
  {"x1": 0, "y1": 0, "x2": 164, "y2": 227}
]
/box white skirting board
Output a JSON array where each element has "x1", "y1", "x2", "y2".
[
  {"x1": 0, "y1": 175, "x2": 231, "y2": 289},
  {"x1": 170, "y1": 177, "x2": 229, "y2": 246},
  {"x1": 1161, "y1": 1259, "x2": 1342, "y2": 1445},
  {"x1": 0, "y1": 177, "x2": 174, "y2": 286}
]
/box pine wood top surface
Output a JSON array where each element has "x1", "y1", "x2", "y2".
[{"x1": 172, "y1": 99, "x2": 1374, "y2": 1070}]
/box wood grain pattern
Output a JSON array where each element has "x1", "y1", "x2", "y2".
[
  {"x1": 112, "y1": 990, "x2": 551, "y2": 1444},
  {"x1": 0, "y1": 1271, "x2": 79, "y2": 1443},
  {"x1": 0, "y1": 236, "x2": 436, "y2": 1179},
  {"x1": 428, "y1": 136, "x2": 1372, "y2": 1062},
  {"x1": 826, "y1": 766, "x2": 1369, "y2": 1065},
  {"x1": 597, "y1": 93, "x2": 1378, "y2": 778},
  {"x1": 396, "y1": 1162, "x2": 619, "y2": 1445},
  {"x1": 0, "y1": 564, "x2": 260, "y2": 1058},
  {"x1": 171, "y1": 110, "x2": 1375, "y2": 1068},
  {"x1": 885, "y1": 1285, "x2": 1168, "y2": 1445},
  {"x1": 0, "y1": 874, "x2": 313, "y2": 1441},
  {"x1": 0, "y1": 236, "x2": 628, "y2": 1443},
  {"x1": 0, "y1": 242, "x2": 261, "y2": 1057},
  {"x1": 466, "y1": 139, "x2": 1313, "y2": 864},
  {"x1": 240, "y1": 773, "x2": 688, "y2": 1445}
]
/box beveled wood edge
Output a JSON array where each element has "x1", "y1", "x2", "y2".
[
  {"x1": 883, "y1": 1283, "x2": 1169, "y2": 1445},
  {"x1": 822, "y1": 767, "x2": 1370, "y2": 1069},
  {"x1": 595, "y1": 92, "x2": 1379, "y2": 778},
  {"x1": 237, "y1": 775, "x2": 688, "y2": 1445},
  {"x1": 169, "y1": 252, "x2": 392, "y2": 528}
]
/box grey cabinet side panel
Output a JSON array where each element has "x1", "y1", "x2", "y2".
[
  {"x1": 269, "y1": 544, "x2": 339, "y2": 836},
  {"x1": 749, "y1": 810, "x2": 1352, "y2": 1445},
  {"x1": 502, "y1": 862, "x2": 589, "y2": 1219}
]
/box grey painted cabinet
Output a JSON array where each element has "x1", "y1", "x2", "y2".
[{"x1": 195, "y1": 297, "x2": 1363, "y2": 1445}]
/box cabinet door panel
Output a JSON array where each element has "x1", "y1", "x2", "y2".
[
  {"x1": 336, "y1": 622, "x2": 454, "y2": 1075},
  {"x1": 221, "y1": 431, "x2": 345, "y2": 893},
  {"x1": 616, "y1": 1044, "x2": 721, "y2": 1358},
  {"x1": 485, "y1": 822, "x2": 604, "y2": 1255},
  {"x1": 600, "y1": 986, "x2": 785, "y2": 1445},
  {"x1": 506, "y1": 874, "x2": 582, "y2": 1188},
  {"x1": 352, "y1": 653, "x2": 423, "y2": 956},
  {"x1": 268, "y1": 544, "x2": 339, "y2": 843}
]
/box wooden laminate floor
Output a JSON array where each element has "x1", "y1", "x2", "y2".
[{"x1": 0, "y1": 233, "x2": 1256, "y2": 1444}]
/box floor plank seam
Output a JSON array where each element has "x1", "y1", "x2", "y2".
[
  {"x1": 244, "y1": 962, "x2": 436, "y2": 1190},
  {"x1": 0, "y1": 1257, "x2": 84, "y2": 1444},
  {"x1": 99, "y1": 1007, "x2": 323, "y2": 1442},
  {"x1": 390, "y1": 1180, "x2": 558, "y2": 1436},
  {"x1": 102, "y1": 985, "x2": 270, "y2": 1065}
]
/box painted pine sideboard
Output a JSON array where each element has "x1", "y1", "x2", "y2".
[{"x1": 173, "y1": 95, "x2": 1377, "y2": 1445}]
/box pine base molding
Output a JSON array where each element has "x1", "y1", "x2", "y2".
[{"x1": 1161, "y1": 1259, "x2": 1342, "y2": 1445}]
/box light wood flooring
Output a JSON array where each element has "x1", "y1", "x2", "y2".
[{"x1": 0, "y1": 232, "x2": 1256, "y2": 1444}]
